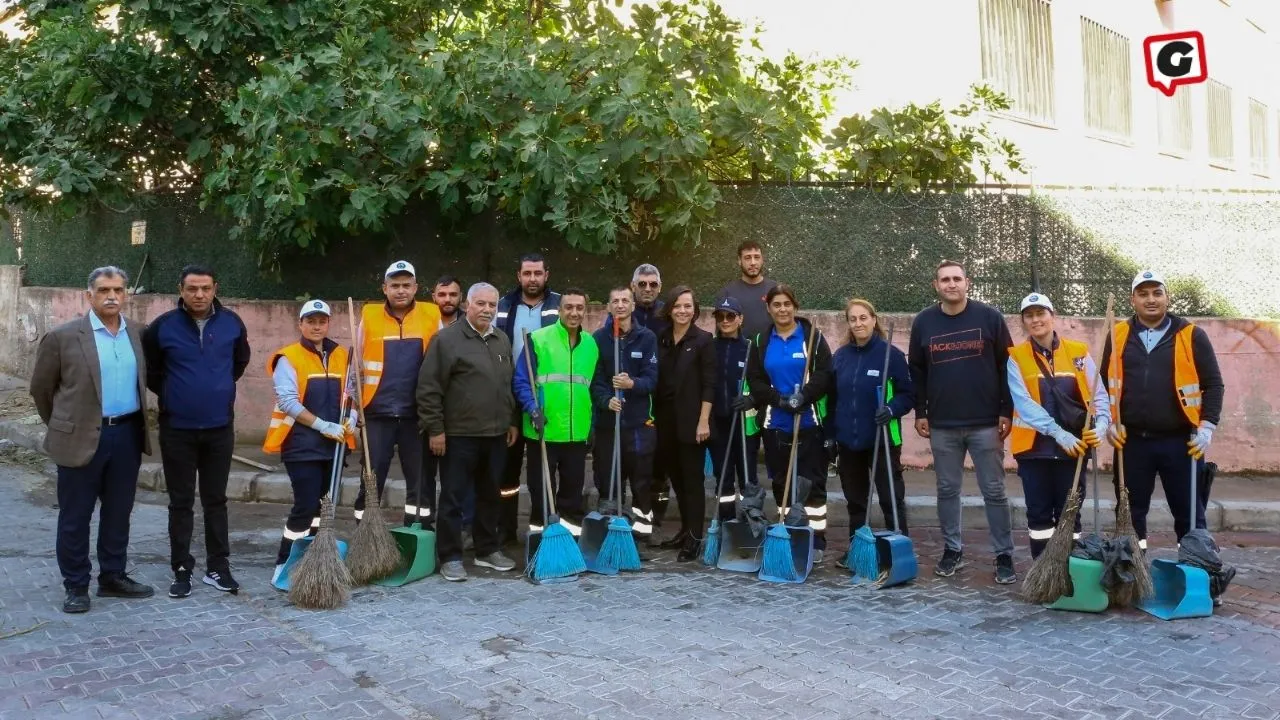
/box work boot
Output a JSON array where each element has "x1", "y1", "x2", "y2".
[
  {"x1": 97, "y1": 574, "x2": 155, "y2": 599},
  {"x1": 994, "y1": 554, "x2": 1017, "y2": 584},
  {"x1": 934, "y1": 548, "x2": 965, "y2": 578},
  {"x1": 63, "y1": 587, "x2": 90, "y2": 614},
  {"x1": 474, "y1": 552, "x2": 516, "y2": 572},
  {"x1": 441, "y1": 561, "x2": 467, "y2": 582}
]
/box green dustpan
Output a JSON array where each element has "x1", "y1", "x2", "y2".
[
  {"x1": 376, "y1": 522, "x2": 437, "y2": 586},
  {"x1": 1047, "y1": 556, "x2": 1109, "y2": 613}
]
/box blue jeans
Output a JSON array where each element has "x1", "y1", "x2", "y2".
[{"x1": 929, "y1": 425, "x2": 1013, "y2": 556}]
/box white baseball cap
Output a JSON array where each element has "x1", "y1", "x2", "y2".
[
  {"x1": 384, "y1": 260, "x2": 416, "y2": 279},
  {"x1": 1019, "y1": 293, "x2": 1055, "y2": 313},
  {"x1": 1131, "y1": 269, "x2": 1165, "y2": 292},
  {"x1": 299, "y1": 299, "x2": 332, "y2": 319}
]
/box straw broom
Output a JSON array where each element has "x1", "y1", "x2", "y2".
[
  {"x1": 288, "y1": 497, "x2": 352, "y2": 609},
  {"x1": 1021, "y1": 449, "x2": 1087, "y2": 603},
  {"x1": 344, "y1": 297, "x2": 403, "y2": 585},
  {"x1": 1103, "y1": 293, "x2": 1154, "y2": 607}
]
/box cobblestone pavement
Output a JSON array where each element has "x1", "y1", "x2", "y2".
[{"x1": 3, "y1": 453, "x2": 1280, "y2": 720}]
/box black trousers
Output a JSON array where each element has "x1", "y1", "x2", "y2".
[
  {"x1": 1017, "y1": 456, "x2": 1085, "y2": 558},
  {"x1": 56, "y1": 419, "x2": 143, "y2": 590},
  {"x1": 276, "y1": 459, "x2": 333, "y2": 565},
  {"x1": 656, "y1": 420, "x2": 707, "y2": 541},
  {"x1": 499, "y1": 440, "x2": 526, "y2": 543},
  {"x1": 709, "y1": 414, "x2": 761, "y2": 520},
  {"x1": 438, "y1": 435, "x2": 506, "y2": 562},
  {"x1": 838, "y1": 441, "x2": 909, "y2": 538},
  {"x1": 526, "y1": 440, "x2": 587, "y2": 531},
  {"x1": 160, "y1": 422, "x2": 235, "y2": 574},
  {"x1": 355, "y1": 416, "x2": 421, "y2": 520},
  {"x1": 592, "y1": 423, "x2": 656, "y2": 539},
  {"x1": 763, "y1": 427, "x2": 829, "y2": 550},
  {"x1": 1115, "y1": 434, "x2": 1207, "y2": 546}
]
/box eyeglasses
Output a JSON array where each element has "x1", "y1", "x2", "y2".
[
  {"x1": 713, "y1": 313, "x2": 739, "y2": 321},
  {"x1": 635, "y1": 281, "x2": 660, "y2": 289}
]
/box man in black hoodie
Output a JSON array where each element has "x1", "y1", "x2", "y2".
[
  {"x1": 1100, "y1": 270, "x2": 1225, "y2": 554},
  {"x1": 908, "y1": 260, "x2": 1016, "y2": 584}
]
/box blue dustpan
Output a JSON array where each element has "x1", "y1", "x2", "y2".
[
  {"x1": 717, "y1": 520, "x2": 764, "y2": 573},
  {"x1": 579, "y1": 510, "x2": 618, "y2": 576},
  {"x1": 1137, "y1": 559, "x2": 1213, "y2": 620},
  {"x1": 272, "y1": 537, "x2": 350, "y2": 592},
  {"x1": 874, "y1": 531, "x2": 917, "y2": 588}
]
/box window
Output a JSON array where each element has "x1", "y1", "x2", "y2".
[
  {"x1": 1206, "y1": 80, "x2": 1234, "y2": 167},
  {"x1": 1080, "y1": 18, "x2": 1132, "y2": 139},
  {"x1": 1248, "y1": 99, "x2": 1270, "y2": 175},
  {"x1": 979, "y1": 0, "x2": 1055, "y2": 123},
  {"x1": 1157, "y1": 91, "x2": 1193, "y2": 154}
]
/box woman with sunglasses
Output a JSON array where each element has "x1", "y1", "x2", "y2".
[{"x1": 709, "y1": 297, "x2": 760, "y2": 522}]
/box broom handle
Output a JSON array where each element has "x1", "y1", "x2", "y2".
[
  {"x1": 737, "y1": 339, "x2": 754, "y2": 504},
  {"x1": 1104, "y1": 293, "x2": 1124, "y2": 524},
  {"x1": 715, "y1": 340, "x2": 748, "y2": 503},
  {"x1": 882, "y1": 426, "x2": 902, "y2": 534},
  {"x1": 1188, "y1": 436, "x2": 1196, "y2": 531},
  {"x1": 612, "y1": 320, "x2": 621, "y2": 508},
  {"x1": 779, "y1": 401, "x2": 801, "y2": 523},
  {"x1": 346, "y1": 299, "x2": 375, "y2": 478},
  {"x1": 521, "y1": 330, "x2": 555, "y2": 519},
  {"x1": 791, "y1": 324, "x2": 820, "y2": 512}
]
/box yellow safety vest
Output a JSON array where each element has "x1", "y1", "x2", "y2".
[
  {"x1": 359, "y1": 301, "x2": 440, "y2": 408},
  {"x1": 263, "y1": 342, "x2": 356, "y2": 454},
  {"x1": 1109, "y1": 321, "x2": 1201, "y2": 427},
  {"x1": 1009, "y1": 338, "x2": 1092, "y2": 456}
]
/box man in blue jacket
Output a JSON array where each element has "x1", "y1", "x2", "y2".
[
  {"x1": 494, "y1": 253, "x2": 561, "y2": 545},
  {"x1": 590, "y1": 286, "x2": 659, "y2": 552},
  {"x1": 142, "y1": 265, "x2": 251, "y2": 598}
]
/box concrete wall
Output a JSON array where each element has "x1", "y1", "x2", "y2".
[{"x1": 2, "y1": 271, "x2": 1277, "y2": 472}]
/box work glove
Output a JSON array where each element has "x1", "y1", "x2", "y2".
[
  {"x1": 312, "y1": 419, "x2": 346, "y2": 442},
  {"x1": 779, "y1": 392, "x2": 806, "y2": 412},
  {"x1": 342, "y1": 416, "x2": 358, "y2": 439},
  {"x1": 824, "y1": 439, "x2": 838, "y2": 464},
  {"x1": 874, "y1": 406, "x2": 894, "y2": 426},
  {"x1": 1188, "y1": 422, "x2": 1215, "y2": 460},
  {"x1": 529, "y1": 409, "x2": 547, "y2": 434},
  {"x1": 1052, "y1": 428, "x2": 1087, "y2": 458},
  {"x1": 1107, "y1": 423, "x2": 1127, "y2": 449},
  {"x1": 730, "y1": 394, "x2": 755, "y2": 413},
  {"x1": 1080, "y1": 426, "x2": 1101, "y2": 448}
]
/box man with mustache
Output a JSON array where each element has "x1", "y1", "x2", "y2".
[
  {"x1": 31, "y1": 266, "x2": 156, "y2": 613},
  {"x1": 417, "y1": 283, "x2": 520, "y2": 581}
]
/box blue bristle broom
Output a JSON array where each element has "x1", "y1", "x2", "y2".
[
  {"x1": 848, "y1": 330, "x2": 895, "y2": 581},
  {"x1": 760, "y1": 404, "x2": 803, "y2": 582},
  {"x1": 598, "y1": 323, "x2": 641, "y2": 572},
  {"x1": 704, "y1": 341, "x2": 752, "y2": 566}
]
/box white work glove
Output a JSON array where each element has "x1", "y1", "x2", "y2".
[
  {"x1": 311, "y1": 419, "x2": 346, "y2": 442},
  {"x1": 1188, "y1": 421, "x2": 1215, "y2": 460},
  {"x1": 1051, "y1": 428, "x2": 1087, "y2": 458},
  {"x1": 1107, "y1": 422, "x2": 1127, "y2": 449}
]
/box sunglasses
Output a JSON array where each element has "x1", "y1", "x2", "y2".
[
  {"x1": 713, "y1": 312, "x2": 740, "y2": 321},
  {"x1": 635, "y1": 281, "x2": 660, "y2": 289}
]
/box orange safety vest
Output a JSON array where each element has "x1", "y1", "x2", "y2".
[
  {"x1": 263, "y1": 342, "x2": 355, "y2": 454},
  {"x1": 359, "y1": 301, "x2": 441, "y2": 408},
  {"x1": 1108, "y1": 321, "x2": 1202, "y2": 427},
  {"x1": 1009, "y1": 338, "x2": 1093, "y2": 456}
]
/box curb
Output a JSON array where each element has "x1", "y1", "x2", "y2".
[{"x1": 1, "y1": 418, "x2": 1274, "y2": 533}]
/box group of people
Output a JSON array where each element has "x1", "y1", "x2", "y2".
[{"x1": 30, "y1": 244, "x2": 1226, "y2": 612}]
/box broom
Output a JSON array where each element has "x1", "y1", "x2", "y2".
[
  {"x1": 1020, "y1": 444, "x2": 1088, "y2": 603},
  {"x1": 599, "y1": 320, "x2": 641, "y2": 571},
  {"x1": 846, "y1": 326, "x2": 895, "y2": 579},
  {"x1": 289, "y1": 362, "x2": 356, "y2": 610},
  {"x1": 343, "y1": 298, "x2": 402, "y2": 585},
  {"x1": 760, "y1": 328, "x2": 819, "y2": 581},
  {"x1": 521, "y1": 330, "x2": 587, "y2": 582},
  {"x1": 703, "y1": 339, "x2": 752, "y2": 566},
  {"x1": 1103, "y1": 293, "x2": 1154, "y2": 607}
]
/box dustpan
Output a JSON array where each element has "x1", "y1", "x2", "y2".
[
  {"x1": 274, "y1": 433, "x2": 351, "y2": 591},
  {"x1": 1047, "y1": 452, "x2": 1107, "y2": 612},
  {"x1": 717, "y1": 519, "x2": 764, "y2": 572},
  {"x1": 868, "y1": 356, "x2": 915, "y2": 589},
  {"x1": 1138, "y1": 450, "x2": 1213, "y2": 620},
  {"x1": 377, "y1": 401, "x2": 437, "y2": 587}
]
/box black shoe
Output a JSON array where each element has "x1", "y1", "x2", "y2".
[
  {"x1": 97, "y1": 574, "x2": 155, "y2": 599},
  {"x1": 168, "y1": 570, "x2": 192, "y2": 598},
  {"x1": 934, "y1": 548, "x2": 965, "y2": 577},
  {"x1": 660, "y1": 530, "x2": 690, "y2": 549},
  {"x1": 676, "y1": 535, "x2": 701, "y2": 562},
  {"x1": 203, "y1": 568, "x2": 240, "y2": 594},
  {"x1": 994, "y1": 554, "x2": 1017, "y2": 584},
  {"x1": 63, "y1": 587, "x2": 90, "y2": 614},
  {"x1": 638, "y1": 546, "x2": 655, "y2": 562}
]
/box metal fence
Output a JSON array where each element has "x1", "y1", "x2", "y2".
[{"x1": 3, "y1": 184, "x2": 1276, "y2": 317}]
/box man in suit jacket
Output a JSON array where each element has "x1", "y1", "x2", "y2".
[{"x1": 30, "y1": 266, "x2": 156, "y2": 614}]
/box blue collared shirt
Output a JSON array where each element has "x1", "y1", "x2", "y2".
[
  {"x1": 89, "y1": 311, "x2": 140, "y2": 417},
  {"x1": 1138, "y1": 317, "x2": 1172, "y2": 353},
  {"x1": 511, "y1": 300, "x2": 543, "y2": 360}
]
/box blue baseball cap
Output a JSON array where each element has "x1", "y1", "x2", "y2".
[{"x1": 713, "y1": 297, "x2": 743, "y2": 316}]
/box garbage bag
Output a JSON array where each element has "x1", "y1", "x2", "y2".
[
  {"x1": 738, "y1": 483, "x2": 769, "y2": 539},
  {"x1": 1074, "y1": 532, "x2": 1139, "y2": 592},
  {"x1": 1179, "y1": 528, "x2": 1236, "y2": 600}
]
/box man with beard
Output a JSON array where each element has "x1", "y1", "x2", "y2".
[
  {"x1": 717, "y1": 241, "x2": 778, "y2": 343},
  {"x1": 352, "y1": 261, "x2": 441, "y2": 525},
  {"x1": 495, "y1": 253, "x2": 561, "y2": 545},
  {"x1": 432, "y1": 275, "x2": 463, "y2": 326}
]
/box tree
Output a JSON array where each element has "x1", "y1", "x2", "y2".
[
  {"x1": 0, "y1": 0, "x2": 850, "y2": 255},
  {"x1": 825, "y1": 84, "x2": 1026, "y2": 191}
]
